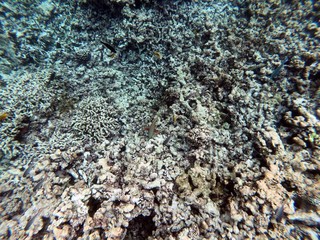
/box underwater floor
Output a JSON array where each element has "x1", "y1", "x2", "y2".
[{"x1": 0, "y1": 0, "x2": 319, "y2": 239}]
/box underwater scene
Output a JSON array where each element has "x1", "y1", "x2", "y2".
[{"x1": 0, "y1": 0, "x2": 319, "y2": 239}]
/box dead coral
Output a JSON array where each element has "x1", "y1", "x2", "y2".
[{"x1": 283, "y1": 106, "x2": 320, "y2": 149}]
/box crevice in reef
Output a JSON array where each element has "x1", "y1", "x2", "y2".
[
  {"x1": 87, "y1": 196, "x2": 102, "y2": 218},
  {"x1": 124, "y1": 214, "x2": 156, "y2": 240}
]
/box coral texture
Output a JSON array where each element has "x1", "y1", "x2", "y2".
[{"x1": 0, "y1": 0, "x2": 319, "y2": 239}]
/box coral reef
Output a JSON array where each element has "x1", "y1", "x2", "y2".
[
  {"x1": 0, "y1": 70, "x2": 61, "y2": 162},
  {"x1": 80, "y1": 0, "x2": 153, "y2": 7},
  {"x1": 0, "y1": 0, "x2": 319, "y2": 239}
]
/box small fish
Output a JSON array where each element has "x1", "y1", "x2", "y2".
[
  {"x1": 275, "y1": 205, "x2": 284, "y2": 222},
  {"x1": 153, "y1": 51, "x2": 162, "y2": 59},
  {"x1": 33, "y1": 178, "x2": 45, "y2": 192},
  {"x1": 163, "y1": 135, "x2": 172, "y2": 146},
  {"x1": 173, "y1": 114, "x2": 178, "y2": 125},
  {"x1": 23, "y1": 164, "x2": 33, "y2": 177},
  {"x1": 270, "y1": 56, "x2": 289, "y2": 79},
  {"x1": 0, "y1": 189, "x2": 13, "y2": 198},
  {"x1": 100, "y1": 40, "x2": 116, "y2": 53},
  {"x1": 0, "y1": 112, "x2": 8, "y2": 121},
  {"x1": 147, "y1": 116, "x2": 159, "y2": 139},
  {"x1": 24, "y1": 212, "x2": 40, "y2": 231}
]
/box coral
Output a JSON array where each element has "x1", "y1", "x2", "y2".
[
  {"x1": 74, "y1": 49, "x2": 91, "y2": 64},
  {"x1": 0, "y1": 33, "x2": 19, "y2": 74},
  {"x1": 185, "y1": 126, "x2": 213, "y2": 148},
  {"x1": 0, "y1": 0, "x2": 319, "y2": 239},
  {"x1": 80, "y1": 0, "x2": 150, "y2": 6},
  {"x1": 71, "y1": 96, "x2": 121, "y2": 142},
  {"x1": 0, "y1": 71, "x2": 48, "y2": 159},
  {"x1": 283, "y1": 106, "x2": 320, "y2": 149}
]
